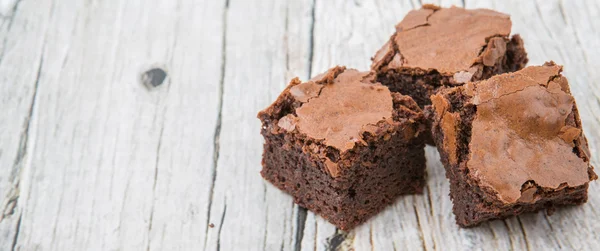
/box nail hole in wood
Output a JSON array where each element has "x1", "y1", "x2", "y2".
[{"x1": 141, "y1": 68, "x2": 167, "y2": 89}]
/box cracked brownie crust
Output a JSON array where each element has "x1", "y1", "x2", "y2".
[
  {"x1": 430, "y1": 62, "x2": 597, "y2": 227},
  {"x1": 258, "y1": 66, "x2": 427, "y2": 230},
  {"x1": 371, "y1": 5, "x2": 528, "y2": 144}
]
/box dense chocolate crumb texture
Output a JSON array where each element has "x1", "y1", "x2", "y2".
[
  {"x1": 432, "y1": 62, "x2": 597, "y2": 205},
  {"x1": 371, "y1": 4, "x2": 524, "y2": 85},
  {"x1": 259, "y1": 66, "x2": 423, "y2": 177}
]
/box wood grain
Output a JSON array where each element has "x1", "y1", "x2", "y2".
[
  {"x1": 0, "y1": 0, "x2": 50, "y2": 250},
  {"x1": 0, "y1": 0, "x2": 598, "y2": 250}
]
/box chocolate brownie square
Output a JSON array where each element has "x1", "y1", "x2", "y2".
[
  {"x1": 430, "y1": 62, "x2": 597, "y2": 227},
  {"x1": 371, "y1": 5, "x2": 528, "y2": 143},
  {"x1": 258, "y1": 66, "x2": 427, "y2": 230}
]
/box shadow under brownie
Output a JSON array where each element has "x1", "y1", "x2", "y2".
[
  {"x1": 430, "y1": 62, "x2": 597, "y2": 227},
  {"x1": 257, "y1": 66, "x2": 427, "y2": 230},
  {"x1": 371, "y1": 5, "x2": 528, "y2": 144}
]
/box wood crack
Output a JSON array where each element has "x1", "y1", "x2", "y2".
[
  {"x1": 204, "y1": 0, "x2": 228, "y2": 249},
  {"x1": 516, "y1": 217, "x2": 531, "y2": 251},
  {"x1": 543, "y1": 213, "x2": 554, "y2": 231},
  {"x1": 10, "y1": 214, "x2": 22, "y2": 251},
  {"x1": 487, "y1": 222, "x2": 498, "y2": 240},
  {"x1": 412, "y1": 204, "x2": 427, "y2": 251},
  {"x1": 4, "y1": 36, "x2": 42, "y2": 251},
  {"x1": 425, "y1": 184, "x2": 434, "y2": 218},
  {"x1": 501, "y1": 220, "x2": 516, "y2": 250},
  {"x1": 1, "y1": 54, "x2": 42, "y2": 222},
  {"x1": 307, "y1": 0, "x2": 316, "y2": 78},
  {"x1": 279, "y1": 204, "x2": 287, "y2": 251},
  {"x1": 369, "y1": 225, "x2": 374, "y2": 251},
  {"x1": 543, "y1": 213, "x2": 563, "y2": 248},
  {"x1": 216, "y1": 204, "x2": 228, "y2": 251},
  {"x1": 10, "y1": 54, "x2": 43, "y2": 182},
  {"x1": 294, "y1": 207, "x2": 307, "y2": 251},
  {"x1": 423, "y1": 184, "x2": 436, "y2": 250},
  {"x1": 313, "y1": 220, "x2": 318, "y2": 251},
  {"x1": 557, "y1": 0, "x2": 567, "y2": 25},
  {"x1": 145, "y1": 121, "x2": 164, "y2": 251},
  {"x1": 326, "y1": 228, "x2": 346, "y2": 251}
]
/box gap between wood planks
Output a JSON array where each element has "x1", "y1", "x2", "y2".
[
  {"x1": 203, "y1": 0, "x2": 229, "y2": 250},
  {"x1": 201, "y1": 0, "x2": 229, "y2": 250}
]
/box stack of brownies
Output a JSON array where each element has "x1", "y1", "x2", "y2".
[{"x1": 257, "y1": 5, "x2": 597, "y2": 230}]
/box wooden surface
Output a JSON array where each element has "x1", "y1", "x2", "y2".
[{"x1": 1, "y1": 0, "x2": 599, "y2": 250}]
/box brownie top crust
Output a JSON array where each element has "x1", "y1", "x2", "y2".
[
  {"x1": 259, "y1": 66, "x2": 426, "y2": 178},
  {"x1": 432, "y1": 62, "x2": 596, "y2": 204},
  {"x1": 279, "y1": 68, "x2": 393, "y2": 153},
  {"x1": 372, "y1": 5, "x2": 512, "y2": 78}
]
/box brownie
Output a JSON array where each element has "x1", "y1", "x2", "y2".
[
  {"x1": 371, "y1": 5, "x2": 528, "y2": 144},
  {"x1": 430, "y1": 62, "x2": 597, "y2": 227},
  {"x1": 257, "y1": 66, "x2": 427, "y2": 230}
]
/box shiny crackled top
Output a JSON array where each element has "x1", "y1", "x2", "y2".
[
  {"x1": 277, "y1": 67, "x2": 393, "y2": 153},
  {"x1": 433, "y1": 63, "x2": 595, "y2": 204},
  {"x1": 372, "y1": 5, "x2": 512, "y2": 75}
]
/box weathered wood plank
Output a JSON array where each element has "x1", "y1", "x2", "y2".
[
  {"x1": 0, "y1": 0, "x2": 223, "y2": 250},
  {"x1": 0, "y1": 0, "x2": 598, "y2": 250},
  {"x1": 14, "y1": 0, "x2": 173, "y2": 249},
  {"x1": 204, "y1": 0, "x2": 314, "y2": 250},
  {"x1": 0, "y1": 0, "x2": 52, "y2": 250},
  {"x1": 143, "y1": 0, "x2": 226, "y2": 250}
]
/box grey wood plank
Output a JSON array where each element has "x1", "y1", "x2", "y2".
[
  {"x1": 0, "y1": 0, "x2": 224, "y2": 249},
  {"x1": 0, "y1": 0, "x2": 52, "y2": 249},
  {"x1": 203, "y1": 0, "x2": 314, "y2": 250}
]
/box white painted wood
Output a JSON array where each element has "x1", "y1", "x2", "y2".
[
  {"x1": 13, "y1": 0, "x2": 186, "y2": 249},
  {"x1": 204, "y1": 0, "x2": 314, "y2": 251},
  {"x1": 0, "y1": 0, "x2": 225, "y2": 250},
  {"x1": 143, "y1": 1, "x2": 226, "y2": 250},
  {"x1": 0, "y1": 0, "x2": 51, "y2": 250},
  {"x1": 0, "y1": 0, "x2": 598, "y2": 250}
]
